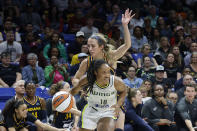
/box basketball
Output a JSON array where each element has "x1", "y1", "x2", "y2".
[{"x1": 52, "y1": 91, "x2": 74, "y2": 113}]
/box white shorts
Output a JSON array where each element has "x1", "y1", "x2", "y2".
[{"x1": 79, "y1": 104, "x2": 116, "y2": 130}]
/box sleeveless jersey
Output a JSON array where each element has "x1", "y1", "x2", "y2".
[
  {"x1": 53, "y1": 111, "x2": 74, "y2": 129},
  {"x1": 23, "y1": 96, "x2": 43, "y2": 120},
  {"x1": 87, "y1": 56, "x2": 115, "y2": 74},
  {"x1": 87, "y1": 75, "x2": 117, "y2": 110}
]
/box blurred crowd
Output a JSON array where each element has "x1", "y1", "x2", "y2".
[{"x1": 0, "y1": 0, "x2": 196, "y2": 131}]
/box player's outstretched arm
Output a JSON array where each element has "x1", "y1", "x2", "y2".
[{"x1": 70, "y1": 75, "x2": 88, "y2": 96}]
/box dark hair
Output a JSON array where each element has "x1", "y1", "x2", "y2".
[
  {"x1": 2, "y1": 99, "x2": 25, "y2": 118},
  {"x1": 133, "y1": 26, "x2": 143, "y2": 38},
  {"x1": 86, "y1": 59, "x2": 108, "y2": 92},
  {"x1": 184, "y1": 84, "x2": 196, "y2": 91},
  {"x1": 24, "y1": 81, "x2": 35, "y2": 89},
  {"x1": 48, "y1": 46, "x2": 60, "y2": 58},
  {"x1": 1, "y1": 51, "x2": 10, "y2": 58}
]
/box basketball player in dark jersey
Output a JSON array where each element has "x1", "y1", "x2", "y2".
[
  {"x1": 2, "y1": 99, "x2": 67, "y2": 131},
  {"x1": 23, "y1": 82, "x2": 46, "y2": 131},
  {"x1": 47, "y1": 81, "x2": 81, "y2": 131}
]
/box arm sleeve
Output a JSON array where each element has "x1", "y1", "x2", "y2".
[
  {"x1": 43, "y1": 44, "x2": 50, "y2": 60},
  {"x1": 22, "y1": 67, "x2": 28, "y2": 82},
  {"x1": 58, "y1": 43, "x2": 68, "y2": 62},
  {"x1": 177, "y1": 101, "x2": 191, "y2": 121},
  {"x1": 38, "y1": 67, "x2": 45, "y2": 86},
  {"x1": 44, "y1": 66, "x2": 53, "y2": 82}
]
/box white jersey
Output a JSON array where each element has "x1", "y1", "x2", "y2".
[{"x1": 87, "y1": 75, "x2": 117, "y2": 110}]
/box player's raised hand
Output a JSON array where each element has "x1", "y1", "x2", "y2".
[{"x1": 122, "y1": 9, "x2": 135, "y2": 26}]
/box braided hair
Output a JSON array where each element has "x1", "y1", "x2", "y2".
[{"x1": 86, "y1": 59, "x2": 107, "y2": 93}]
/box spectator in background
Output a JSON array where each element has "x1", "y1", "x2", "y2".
[
  {"x1": 154, "y1": 36, "x2": 170, "y2": 64},
  {"x1": 131, "y1": 26, "x2": 148, "y2": 52},
  {"x1": 47, "y1": 47, "x2": 67, "y2": 65},
  {"x1": 0, "y1": 52, "x2": 21, "y2": 87},
  {"x1": 180, "y1": 34, "x2": 192, "y2": 58},
  {"x1": 142, "y1": 84, "x2": 176, "y2": 131},
  {"x1": 170, "y1": 26, "x2": 185, "y2": 46},
  {"x1": 136, "y1": 56, "x2": 156, "y2": 80},
  {"x1": 21, "y1": 32, "x2": 43, "y2": 55},
  {"x1": 123, "y1": 66, "x2": 143, "y2": 88},
  {"x1": 70, "y1": 44, "x2": 89, "y2": 66},
  {"x1": 174, "y1": 68, "x2": 192, "y2": 91},
  {"x1": 124, "y1": 88, "x2": 154, "y2": 131},
  {"x1": 80, "y1": 17, "x2": 99, "y2": 40},
  {"x1": 150, "y1": 65, "x2": 172, "y2": 94},
  {"x1": 42, "y1": 6, "x2": 64, "y2": 32},
  {"x1": 143, "y1": 17, "x2": 154, "y2": 42},
  {"x1": 20, "y1": 2, "x2": 42, "y2": 32},
  {"x1": 68, "y1": 9, "x2": 86, "y2": 33},
  {"x1": 129, "y1": 8, "x2": 144, "y2": 34},
  {"x1": 156, "y1": 16, "x2": 172, "y2": 40},
  {"x1": 175, "y1": 85, "x2": 197, "y2": 131},
  {"x1": 191, "y1": 24, "x2": 197, "y2": 42},
  {"x1": 176, "y1": 74, "x2": 193, "y2": 101},
  {"x1": 99, "y1": 22, "x2": 112, "y2": 38},
  {"x1": 22, "y1": 53, "x2": 45, "y2": 87},
  {"x1": 187, "y1": 52, "x2": 197, "y2": 81},
  {"x1": 184, "y1": 42, "x2": 197, "y2": 66},
  {"x1": 67, "y1": 31, "x2": 85, "y2": 61},
  {"x1": 141, "y1": 80, "x2": 153, "y2": 97},
  {"x1": 39, "y1": 26, "x2": 54, "y2": 46},
  {"x1": 166, "y1": 92, "x2": 178, "y2": 105},
  {"x1": 147, "y1": 5, "x2": 158, "y2": 28},
  {"x1": 69, "y1": 53, "x2": 88, "y2": 77},
  {"x1": 171, "y1": 45, "x2": 184, "y2": 69},
  {"x1": 0, "y1": 31, "x2": 22, "y2": 63},
  {"x1": 0, "y1": 19, "x2": 21, "y2": 42},
  {"x1": 139, "y1": 86, "x2": 152, "y2": 104},
  {"x1": 136, "y1": 44, "x2": 158, "y2": 69},
  {"x1": 107, "y1": 4, "x2": 122, "y2": 27},
  {"x1": 110, "y1": 27, "x2": 123, "y2": 49},
  {"x1": 44, "y1": 55, "x2": 70, "y2": 87},
  {"x1": 43, "y1": 32, "x2": 68, "y2": 63},
  {"x1": 150, "y1": 28, "x2": 160, "y2": 52},
  {"x1": 19, "y1": 31, "x2": 47, "y2": 68},
  {"x1": 163, "y1": 53, "x2": 182, "y2": 84},
  {"x1": 53, "y1": 0, "x2": 69, "y2": 12}
]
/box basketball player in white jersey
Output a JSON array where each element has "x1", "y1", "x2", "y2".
[{"x1": 70, "y1": 59, "x2": 127, "y2": 131}]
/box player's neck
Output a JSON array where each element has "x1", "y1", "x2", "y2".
[
  {"x1": 96, "y1": 79, "x2": 109, "y2": 87},
  {"x1": 26, "y1": 96, "x2": 36, "y2": 102}
]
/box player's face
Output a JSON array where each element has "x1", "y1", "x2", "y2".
[
  {"x1": 25, "y1": 83, "x2": 36, "y2": 97},
  {"x1": 96, "y1": 64, "x2": 111, "y2": 83},
  {"x1": 15, "y1": 104, "x2": 28, "y2": 118},
  {"x1": 87, "y1": 38, "x2": 103, "y2": 58}
]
